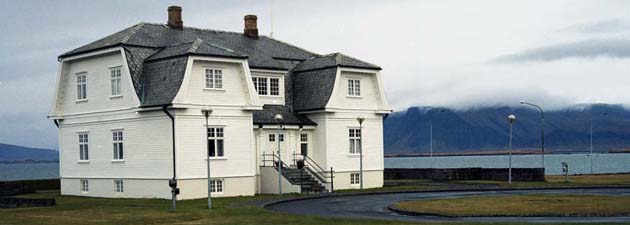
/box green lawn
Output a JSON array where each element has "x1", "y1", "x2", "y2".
[
  {"x1": 2, "y1": 174, "x2": 630, "y2": 225},
  {"x1": 392, "y1": 194, "x2": 630, "y2": 217}
]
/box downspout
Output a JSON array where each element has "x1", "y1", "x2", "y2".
[{"x1": 162, "y1": 105, "x2": 178, "y2": 211}]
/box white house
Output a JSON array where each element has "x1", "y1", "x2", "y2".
[{"x1": 48, "y1": 6, "x2": 391, "y2": 199}]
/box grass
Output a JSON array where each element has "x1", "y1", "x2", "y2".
[
  {"x1": 452, "y1": 174, "x2": 630, "y2": 188},
  {"x1": 392, "y1": 194, "x2": 630, "y2": 217},
  {"x1": 2, "y1": 174, "x2": 630, "y2": 225}
]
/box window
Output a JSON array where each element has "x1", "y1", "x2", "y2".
[
  {"x1": 205, "y1": 68, "x2": 223, "y2": 89},
  {"x1": 80, "y1": 179, "x2": 89, "y2": 192},
  {"x1": 269, "y1": 78, "x2": 280, "y2": 96},
  {"x1": 110, "y1": 67, "x2": 122, "y2": 96},
  {"x1": 278, "y1": 134, "x2": 284, "y2": 142},
  {"x1": 349, "y1": 128, "x2": 362, "y2": 154},
  {"x1": 112, "y1": 130, "x2": 124, "y2": 160},
  {"x1": 252, "y1": 77, "x2": 268, "y2": 95},
  {"x1": 114, "y1": 180, "x2": 124, "y2": 193},
  {"x1": 300, "y1": 133, "x2": 308, "y2": 142},
  {"x1": 210, "y1": 179, "x2": 224, "y2": 193},
  {"x1": 208, "y1": 127, "x2": 224, "y2": 157},
  {"x1": 348, "y1": 79, "x2": 361, "y2": 96},
  {"x1": 78, "y1": 133, "x2": 89, "y2": 161},
  {"x1": 252, "y1": 77, "x2": 281, "y2": 96},
  {"x1": 268, "y1": 134, "x2": 275, "y2": 142},
  {"x1": 350, "y1": 173, "x2": 361, "y2": 185},
  {"x1": 76, "y1": 72, "x2": 87, "y2": 100}
]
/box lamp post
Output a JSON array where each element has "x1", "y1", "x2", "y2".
[
  {"x1": 356, "y1": 115, "x2": 365, "y2": 190},
  {"x1": 274, "y1": 114, "x2": 284, "y2": 194},
  {"x1": 508, "y1": 114, "x2": 516, "y2": 184},
  {"x1": 520, "y1": 101, "x2": 545, "y2": 169},
  {"x1": 202, "y1": 109, "x2": 213, "y2": 209},
  {"x1": 589, "y1": 112, "x2": 608, "y2": 174}
]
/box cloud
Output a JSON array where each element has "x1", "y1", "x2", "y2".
[
  {"x1": 491, "y1": 38, "x2": 630, "y2": 63},
  {"x1": 558, "y1": 19, "x2": 630, "y2": 34}
]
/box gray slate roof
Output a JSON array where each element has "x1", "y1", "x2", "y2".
[
  {"x1": 59, "y1": 22, "x2": 381, "y2": 123},
  {"x1": 291, "y1": 67, "x2": 338, "y2": 112},
  {"x1": 292, "y1": 53, "x2": 381, "y2": 72},
  {"x1": 253, "y1": 105, "x2": 316, "y2": 126},
  {"x1": 60, "y1": 23, "x2": 316, "y2": 70}
]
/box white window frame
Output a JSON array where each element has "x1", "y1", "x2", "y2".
[
  {"x1": 204, "y1": 68, "x2": 223, "y2": 89},
  {"x1": 252, "y1": 76, "x2": 281, "y2": 96},
  {"x1": 78, "y1": 132, "x2": 89, "y2": 162},
  {"x1": 350, "y1": 173, "x2": 361, "y2": 185},
  {"x1": 112, "y1": 130, "x2": 124, "y2": 161},
  {"x1": 300, "y1": 133, "x2": 308, "y2": 142},
  {"x1": 110, "y1": 66, "x2": 122, "y2": 97},
  {"x1": 114, "y1": 180, "x2": 124, "y2": 193},
  {"x1": 210, "y1": 179, "x2": 224, "y2": 193},
  {"x1": 347, "y1": 79, "x2": 361, "y2": 97},
  {"x1": 80, "y1": 179, "x2": 89, "y2": 193},
  {"x1": 207, "y1": 127, "x2": 225, "y2": 158},
  {"x1": 76, "y1": 72, "x2": 87, "y2": 101},
  {"x1": 268, "y1": 134, "x2": 275, "y2": 142},
  {"x1": 349, "y1": 128, "x2": 362, "y2": 155}
]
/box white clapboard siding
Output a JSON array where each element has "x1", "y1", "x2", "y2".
[
  {"x1": 59, "y1": 114, "x2": 173, "y2": 179},
  {"x1": 57, "y1": 51, "x2": 139, "y2": 115}
]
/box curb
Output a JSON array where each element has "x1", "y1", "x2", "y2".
[
  {"x1": 262, "y1": 185, "x2": 630, "y2": 210},
  {"x1": 387, "y1": 205, "x2": 630, "y2": 218}
]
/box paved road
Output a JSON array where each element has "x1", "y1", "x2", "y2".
[{"x1": 266, "y1": 188, "x2": 630, "y2": 223}]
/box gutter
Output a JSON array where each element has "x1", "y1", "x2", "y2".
[{"x1": 162, "y1": 104, "x2": 179, "y2": 209}]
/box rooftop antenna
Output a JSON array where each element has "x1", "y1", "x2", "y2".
[{"x1": 269, "y1": 0, "x2": 275, "y2": 38}]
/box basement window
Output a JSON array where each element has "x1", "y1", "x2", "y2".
[
  {"x1": 210, "y1": 179, "x2": 224, "y2": 193},
  {"x1": 350, "y1": 173, "x2": 361, "y2": 185}
]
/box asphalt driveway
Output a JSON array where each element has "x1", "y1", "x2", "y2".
[{"x1": 265, "y1": 188, "x2": 630, "y2": 223}]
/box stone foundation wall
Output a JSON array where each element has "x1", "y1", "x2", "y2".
[{"x1": 384, "y1": 168, "x2": 545, "y2": 181}]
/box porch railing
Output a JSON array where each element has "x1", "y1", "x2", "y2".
[{"x1": 292, "y1": 153, "x2": 334, "y2": 187}]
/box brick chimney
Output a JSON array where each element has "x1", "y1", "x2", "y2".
[
  {"x1": 167, "y1": 6, "x2": 183, "y2": 30},
  {"x1": 244, "y1": 15, "x2": 258, "y2": 38}
]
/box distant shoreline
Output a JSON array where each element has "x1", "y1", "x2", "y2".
[
  {"x1": 385, "y1": 150, "x2": 630, "y2": 158},
  {"x1": 0, "y1": 160, "x2": 59, "y2": 164}
]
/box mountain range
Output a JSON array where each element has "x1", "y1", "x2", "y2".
[
  {"x1": 2, "y1": 103, "x2": 630, "y2": 160},
  {"x1": 384, "y1": 104, "x2": 630, "y2": 156},
  {"x1": 0, "y1": 143, "x2": 58, "y2": 163}
]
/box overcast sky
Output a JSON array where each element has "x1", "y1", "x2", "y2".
[{"x1": 2, "y1": 0, "x2": 630, "y2": 149}]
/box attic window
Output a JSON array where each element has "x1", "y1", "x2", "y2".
[
  {"x1": 348, "y1": 79, "x2": 361, "y2": 96},
  {"x1": 252, "y1": 76, "x2": 280, "y2": 96},
  {"x1": 205, "y1": 68, "x2": 223, "y2": 89}
]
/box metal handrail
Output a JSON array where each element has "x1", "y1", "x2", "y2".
[
  {"x1": 262, "y1": 152, "x2": 289, "y2": 170},
  {"x1": 293, "y1": 153, "x2": 333, "y2": 183}
]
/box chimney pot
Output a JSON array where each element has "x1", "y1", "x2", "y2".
[
  {"x1": 244, "y1": 15, "x2": 258, "y2": 38},
  {"x1": 167, "y1": 6, "x2": 183, "y2": 30}
]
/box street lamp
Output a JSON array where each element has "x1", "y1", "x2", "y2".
[
  {"x1": 356, "y1": 115, "x2": 365, "y2": 190},
  {"x1": 507, "y1": 114, "x2": 516, "y2": 184},
  {"x1": 202, "y1": 109, "x2": 213, "y2": 209},
  {"x1": 274, "y1": 114, "x2": 284, "y2": 194},
  {"x1": 589, "y1": 112, "x2": 608, "y2": 174},
  {"x1": 520, "y1": 101, "x2": 545, "y2": 169}
]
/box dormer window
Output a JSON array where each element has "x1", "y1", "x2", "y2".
[
  {"x1": 348, "y1": 79, "x2": 361, "y2": 96},
  {"x1": 205, "y1": 68, "x2": 223, "y2": 89},
  {"x1": 252, "y1": 76, "x2": 280, "y2": 96},
  {"x1": 110, "y1": 67, "x2": 122, "y2": 97},
  {"x1": 76, "y1": 72, "x2": 87, "y2": 101}
]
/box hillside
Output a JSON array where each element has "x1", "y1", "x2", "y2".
[
  {"x1": 0, "y1": 143, "x2": 58, "y2": 162},
  {"x1": 384, "y1": 104, "x2": 630, "y2": 155}
]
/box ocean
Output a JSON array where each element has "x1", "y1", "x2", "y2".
[
  {"x1": 385, "y1": 153, "x2": 630, "y2": 175},
  {"x1": 1, "y1": 153, "x2": 629, "y2": 181}
]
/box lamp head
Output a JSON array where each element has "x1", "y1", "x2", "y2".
[
  {"x1": 274, "y1": 114, "x2": 283, "y2": 122},
  {"x1": 356, "y1": 115, "x2": 365, "y2": 124},
  {"x1": 519, "y1": 101, "x2": 526, "y2": 104},
  {"x1": 508, "y1": 114, "x2": 516, "y2": 123}
]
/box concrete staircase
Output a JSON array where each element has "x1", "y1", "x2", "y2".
[{"x1": 281, "y1": 167, "x2": 326, "y2": 193}]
